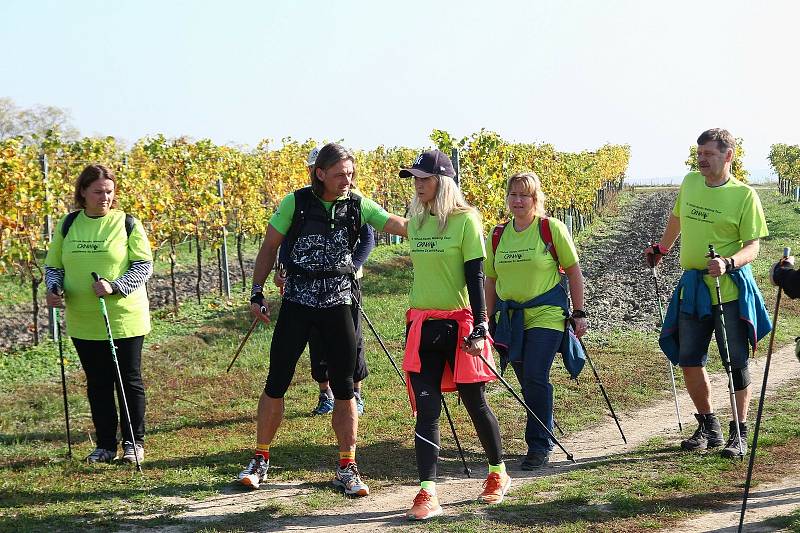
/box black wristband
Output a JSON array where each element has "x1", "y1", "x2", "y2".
[
  {"x1": 250, "y1": 292, "x2": 265, "y2": 306},
  {"x1": 571, "y1": 309, "x2": 588, "y2": 319}
]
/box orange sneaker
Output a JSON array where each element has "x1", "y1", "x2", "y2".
[
  {"x1": 479, "y1": 472, "x2": 511, "y2": 504},
  {"x1": 406, "y1": 488, "x2": 443, "y2": 520}
]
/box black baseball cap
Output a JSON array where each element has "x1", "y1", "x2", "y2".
[{"x1": 399, "y1": 149, "x2": 456, "y2": 178}]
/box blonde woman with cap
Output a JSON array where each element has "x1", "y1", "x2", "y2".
[{"x1": 400, "y1": 149, "x2": 509, "y2": 520}]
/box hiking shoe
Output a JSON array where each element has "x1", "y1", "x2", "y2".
[
  {"x1": 86, "y1": 447, "x2": 116, "y2": 463},
  {"x1": 312, "y1": 393, "x2": 334, "y2": 415},
  {"x1": 354, "y1": 391, "x2": 365, "y2": 416},
  {"x1": 406, "y1": 489, "x2": 443, "y2": 520},
  {"x1": 237, "y1": 455, "x2": 269, "y2": 489},
  {"x1": 720, "y1": 421, "x2": 748, "y2": 458},
  {"x1": 681, "y1": 413, "x2": 724, "y2": 451},
  {"x1": 333, "y1": 462, "x2": 369, "y2": 496},
  {"x1": 521, "y1": 451, "x2": 549, "y2": 470},
  {"x1": 121, "y1": 442, "x2": 144, "y2": 464},
  {"x1": 478, "y1": 472, "x2": 511, "y2": 504}
]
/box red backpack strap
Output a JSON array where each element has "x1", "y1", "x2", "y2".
[
  {"x1": 491, "y1": 222, "x2": 508, "y2": 255},
  {"x1": 539, "y1": 216, "x2": 565, "y2": 274}
]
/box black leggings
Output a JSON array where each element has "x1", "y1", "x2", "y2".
[
  {"x1": 72, "y1": 336, "x2": 146, "y2": 450},
  {"x1": 265, "y1": 300, "x2": 357, "y2": 400},
  {"x1": 408, "y1": 319, "x2": 503, "y2": 481}
]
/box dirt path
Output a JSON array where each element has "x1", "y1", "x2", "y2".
[{"x1": 144, "y1": 343, "x2": 799, "y2": 532}]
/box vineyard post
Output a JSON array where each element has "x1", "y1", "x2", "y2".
[
  {"x1": 217, "y1": 178, "x2": 231, "y2": 298},
  {"x1": 41, "y1": 153, "x2": 58, "y2": 341},
  {"x1": 451, "y1": 148, "x2": 460, "y2": 187}
]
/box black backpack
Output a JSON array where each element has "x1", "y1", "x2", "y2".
[
  {"x1": 61, "y1": 210, "x2": 135, "y2": 239},
  {"x1": 284, "y1": 187, "x2": 362, "y2": 255}
]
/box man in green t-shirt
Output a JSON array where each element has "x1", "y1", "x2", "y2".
[{"x1": 646, "y1": 128, "x2": 769, "y2": 458}]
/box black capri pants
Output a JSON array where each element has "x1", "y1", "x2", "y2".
[{"x1": 265, "y1": 300, "x2": 358, "y2": 401}]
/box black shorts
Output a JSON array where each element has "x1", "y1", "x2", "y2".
[
  {"x1": 265, "y1": 300, "x2": 357, "y2": 400},
  {"x1": 309, "y1": 280, "x2": 368, "y2": 383}
]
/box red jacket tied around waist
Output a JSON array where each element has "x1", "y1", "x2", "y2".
[{"x1": 403, "y1": 307, "x2": 497, "y2": 414}]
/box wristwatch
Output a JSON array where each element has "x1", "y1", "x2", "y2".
[{"x1": 571, "y1": 309, "x2": 588, "y2": 319}]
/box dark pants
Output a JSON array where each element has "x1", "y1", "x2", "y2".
[
  {"x1": 266, "y1": 301, "x2": 357, "y2": 400},
  {"x1": 309, "y1": 280, "x2": 369, "y2": 384},
  {"x1": 408, "y1": 319, "x2": 503, "y2": 481},
  {"x1": 510, "y1": 327, "x2": 562, "y2": 455},
  {"x1": 72, "y1": 336, "x2": 146, "y2": 450}
]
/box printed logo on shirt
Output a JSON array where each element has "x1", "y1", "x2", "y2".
[
  {"x1": 685, "y1": 202, "x2": 721, "y2": 225},
  {"x1": 412, "y1": 235, "x2": 450, "y2": 253},
  {"x1": 71, "y1": 240, "x2": 107, "y2": 253},
  {"x1": 498, "y1": 247, "x2": 535, "y2": 264}
]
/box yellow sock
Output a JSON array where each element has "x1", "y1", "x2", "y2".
[
  {"x1": 255, "y1": 443, "x2": 270, "y2": 461},
  {"x1": 339, "y1": 450, "x2": 355, "y2": 467}
]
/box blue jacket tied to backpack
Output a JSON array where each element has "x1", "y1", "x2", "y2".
[
  {"x1": 493, "y1": 283, "x2": 586, "y2": 379},
  {"x1": 659, "y1": 265, "x2": 772, "y2": 365}
]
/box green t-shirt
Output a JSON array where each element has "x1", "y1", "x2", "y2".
[
  {"x1": 485, "y1": 217, "x2": 578, "y2": 331},
  {"x1": 673, "y1": 172, "x2": 768, "y2": 304},
  {"x1": 45, "y1": 210, "x2": 152, "y2": 340},
  {"x1": 408, "y1": 211, "x2": 486, "y2": 310},
  {"x1": 269, "y1": 190, "x2": 390, "y2": 235}
]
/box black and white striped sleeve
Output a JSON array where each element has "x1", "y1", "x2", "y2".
[
  {"x1": 110, "y1": 260, "x2": 153, "y2": 297},
  {"x1": 44, "y1": 266, "x2": 65, "y2": 293}
]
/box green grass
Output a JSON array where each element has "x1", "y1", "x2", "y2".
[{"x1": 2, "y1": 186, "x2": 799, "y2": 532}]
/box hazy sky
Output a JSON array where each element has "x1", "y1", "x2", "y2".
[{"x1": 2, "y1": 0, "x2": 798, "y2": 180}]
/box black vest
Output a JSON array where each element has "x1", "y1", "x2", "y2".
[{"x1": 282, "y1": 187, "x2": 362, "y2": 308}]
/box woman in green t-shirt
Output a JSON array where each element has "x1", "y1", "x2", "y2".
[
  {"x1": 484, "y1": 171, "x2": 587, "y2": 470},
  {"x1": 45, "y1": 164, "x2": 153, "y2": 465},
  {"x1": 400, "y1": 150, "x2": 509, "y2": 521}
]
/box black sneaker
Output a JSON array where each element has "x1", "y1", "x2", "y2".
[
  {"x1": 720, "y1": 421, "x2": 748, "y2": 458},
  {"x1": 681, "y1": 413, "x2": 724, "y2": 451},
  {"x1": 521, "y1": 451, "x2": 549, "y2": 470}
]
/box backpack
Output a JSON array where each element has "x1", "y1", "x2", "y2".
[
  {"x1": 491, "y1": 217, "x2": 564, "y2": 275},
  {"x1": 62, "y1": 210, "x2": 135, "y2": 239},
  {"x1": 490, "y1": 216, "x2": 584, "y2": 378},
  {"x1": 283, "y1": 187, "x2": 362, "y2": 277}
]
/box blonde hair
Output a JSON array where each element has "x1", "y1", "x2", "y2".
[
  {"x1": 506, "y1": 172, "x2": 547, "y2": 218},
  {"x1": 408, "y1": 175, "x2": 478, "y2": 233}
]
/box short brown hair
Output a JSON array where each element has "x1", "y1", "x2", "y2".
[
  {"x1": 73, "y1": 164, "x2": 117, "y2": 209},
  {"x1": 697, "y1": 128, "x2": 736, "y2": 153}
]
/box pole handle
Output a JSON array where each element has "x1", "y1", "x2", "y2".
[
  {"x1": 91, "y1": 272, "x2": 100, "y2": 282},
  {"x1": 707, "y1": 244, "x2": 719, "y2": 259},
  {"x1": 784, "y1": 246, "x2": 791, "y2": 259}
]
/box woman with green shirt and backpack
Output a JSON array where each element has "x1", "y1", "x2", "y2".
[
  {"x1": 45, "y1": 164, "x2": 153, "y2": 465},
  {"x1": 485, "y1": 171, "x2": 587, "y2": 470}
]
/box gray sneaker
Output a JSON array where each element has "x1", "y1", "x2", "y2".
[
  {"x1": 121, "y1": 442, "x2": 145, "y2": 464},
  {"x1": 333, "y1": 462, "x2": 369, "y2": 496},
  {"x1": 238, "y1": 455, "x2": 269, "y2": 489},
  {"x1": 86, "y1": 447, "x2": 117, "y2": 463}
]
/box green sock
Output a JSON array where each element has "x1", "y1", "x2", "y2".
[
  {"x1": 420, "y1": 480, "x2": 436, "y2": 494},
  {"x1": 488, "y1": 462, "x2": 506, "y2": 475}
]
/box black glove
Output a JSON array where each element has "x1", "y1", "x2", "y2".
[{"x1": 250, "y1": 292, "x2": 266, "y2": 307}]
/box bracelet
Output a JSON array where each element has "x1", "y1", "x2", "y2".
[
  {"x1": 250, "y1": 292, "x2": 265, "y2": 306},
  {"x1": 251, "y1": 283, "x2": 264, "y2": 297},
  {"x1": 571, "y1": 309, "x2": 588, "y2": 319}
]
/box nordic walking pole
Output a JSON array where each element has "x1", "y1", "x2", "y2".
[
  {"x1": 356, "y1": 298, "x2": 471, "y2": 477},
  {"x1": 738, "y1": 247, "x2": 790, "y2": 533},
  {"x1": 469, "y1": 340, "x2": 575, "y2": 462},
  {"x1": 578, "y1": 337, "x2": 626, "y2": 443},
  {"x1": 53, "y1": 302, "x2": 72, "y2": 458},
  {"x1": 648, "y1": 241, "x2": 683, "y2": 431},
  {"x1": 707, "y1": 245, "x2": 744, "y2": 459},
  {"x1": 90, "y1": 273, "x2": 142, "y2": 473},
  {"x1": 226, "y1": 310, "x2": 266, "y2": 373}
]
